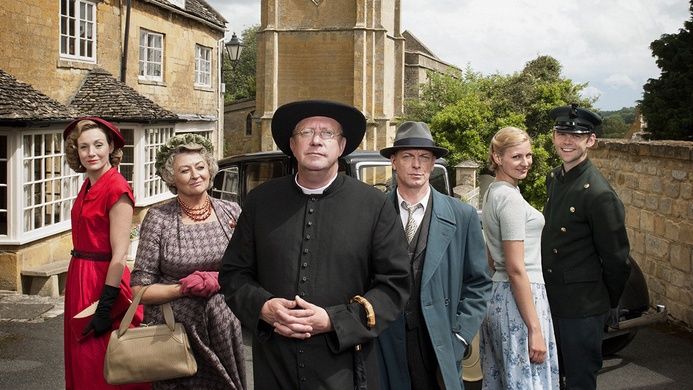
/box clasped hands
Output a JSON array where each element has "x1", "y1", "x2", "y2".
[
  {"x1": 261, "y1": 296, "x2": 333, "y2": 339},
  {"x1": 179, "y1": 271, "x2": 220, "y2": 298}
]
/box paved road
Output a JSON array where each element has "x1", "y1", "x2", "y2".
[{"x1": 1, "y1": 293, "x2": 692, "y2": 389}]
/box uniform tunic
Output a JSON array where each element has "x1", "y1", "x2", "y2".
[
  {"x1": 64, "y1": 167, "x2": 147, "y2": 390},
  {"x1": 220, "y1": 174, "x2": 410, "y2": 390},
  {"x1": 541, "y1": 159, "x2": 631, "y2": 318}
]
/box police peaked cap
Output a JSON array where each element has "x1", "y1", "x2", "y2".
[{"x1": 549, "y1": 104, "x2": 602, "y2": 136}]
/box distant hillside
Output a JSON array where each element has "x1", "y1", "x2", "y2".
[{"x1": 598, "y1": 106, "x2": 636, "y2": 138}]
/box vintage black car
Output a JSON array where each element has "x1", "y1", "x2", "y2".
[
  {"x1": 211, "y1": 150, "x2": 666, "y2": 385},
  {"x1": 211, "y1": 150, "x2": 451, "y2": 206}
]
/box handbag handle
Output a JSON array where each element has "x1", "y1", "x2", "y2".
[{"x1": 117, "y1": 285, "x2": 176, "y2": 337}]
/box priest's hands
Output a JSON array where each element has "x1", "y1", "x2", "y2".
[{"x1": 260, "y1": 296, "x2": 333, "y2": 339}]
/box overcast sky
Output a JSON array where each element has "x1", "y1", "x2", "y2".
[{"x1": 207, "y1": 0, "x2": 690, "y2": 111}]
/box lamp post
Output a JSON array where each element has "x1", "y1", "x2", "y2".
[{"x1": 225, "y1": 32, "x2": 244, "y2": 69}]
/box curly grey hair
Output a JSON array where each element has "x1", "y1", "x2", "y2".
[{"x1": 157, "y1": 136, "x2": 218, "y2": 195}]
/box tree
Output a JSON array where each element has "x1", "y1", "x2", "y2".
[
  {"x1": 224, "y1": 25, "x2": 259, "y2": 102},
  {"x1": 601, "y1": 115, "x2": 629, "y2": 138},
  {"x1": 640, "y1": 1, "x2": 693, "y2": 140},
  {"x1": 405, "y1": 55, "x2": 594, "y2": 208}
]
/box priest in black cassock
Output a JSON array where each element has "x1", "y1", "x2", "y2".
[{"x1": 220, "y1": 100, "x2": 411, "y2": 390}]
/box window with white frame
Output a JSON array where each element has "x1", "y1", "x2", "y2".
[
  {"x1": 139, "y1": 30, "x2": 164, "y2": 81},
  {"x1": 0, "y1": 135, "x2": 7, "y2": 236},
  {"x1": 22, "y1": 132, "x2": 81, "y2": 233},
  {"x1": 60, "y1": 0, "x2": 97, "y2": 62},
  {"x1": 143, "y1": 127, "x2": 175, "y2": 198},
  {"x1": 118, "y1": 128, "x2": 135, "y2": 188},
  {"x1": 195, "y1": 45, "x2": 212, "y2": 87}
]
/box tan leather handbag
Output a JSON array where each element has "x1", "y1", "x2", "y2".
[{"x1": 104, "y1": 285, "x2": 198, "y2": 384}]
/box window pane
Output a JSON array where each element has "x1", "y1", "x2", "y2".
[
  {"x1": 22, "y1": 130, "x2": 82, "y2": 233},
  {"x1": 23, "y1": 135, "x2": 32, "y2": 157}
]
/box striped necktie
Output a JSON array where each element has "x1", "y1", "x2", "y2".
[{"x1": 402, "y1": 201, "x2": 422, "y2": 243}]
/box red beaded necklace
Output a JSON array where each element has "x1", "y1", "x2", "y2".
[{"x1": 177, "y1": 195, "x2": 212, "y2": 222}]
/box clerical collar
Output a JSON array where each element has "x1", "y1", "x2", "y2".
[{"x1": 295, "y1": 172, "x2": 338, "y2": 195}]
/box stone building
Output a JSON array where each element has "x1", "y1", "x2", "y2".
[
  {"x1": 224, "y1": 1, "x2": 459, "y2": 156},
  {"x1": 0, "y1": 0, "x2": 227, "y2": 294},
  {"x1": 403, "y1": 30, "x2": 460, "y2": 99}
]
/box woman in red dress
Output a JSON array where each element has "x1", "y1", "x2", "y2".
[{"x1": 62, "y1": 117, "x2": 148, "y2": 389}]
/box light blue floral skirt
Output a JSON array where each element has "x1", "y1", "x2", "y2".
[{"x1": 480, "y1": 281, "x2": 560, "y2": 390}]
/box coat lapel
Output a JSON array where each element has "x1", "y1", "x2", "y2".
[{"x1": 421, "y1": 190, "x2": 456, "y2": 288}]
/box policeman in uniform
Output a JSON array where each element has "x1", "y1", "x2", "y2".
[{"x1": 541, "y1": 104, "x2": 631, "y2": 389}]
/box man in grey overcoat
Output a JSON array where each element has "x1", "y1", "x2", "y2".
[{"x1": 377, "y1": 121, "x2": 492, "y2": 390}]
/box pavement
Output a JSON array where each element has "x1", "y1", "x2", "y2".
[
  {"x1": 0, "y1": 291, "x2": 64, "y2": 323},
  {"x1": 0, "y1": 291, "x2": 254, "y2": 390},
  {"x1": 2, "y1": 292, "x2": 693, "y2": 389}
]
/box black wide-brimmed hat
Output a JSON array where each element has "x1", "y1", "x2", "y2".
[
  {"x1": 271, "y1": 100, "x2": 367, "y2": 157},
  {"x1": 379, "y1": 121, "x2": 448, "y2": 158},
  {"x1": 550, "y1": 104, "x2": 603, "y2": 136},
  {"x1": 63, "y1": 116, "x2": 125, "y2": 149}
]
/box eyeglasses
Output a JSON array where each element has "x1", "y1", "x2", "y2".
[{"x1": 292, "y1": 128, "x2": 342, "y2": 140}]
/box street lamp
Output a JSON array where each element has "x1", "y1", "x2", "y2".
[{"x1": 224, "y1": 32, "x2": 244, "y2": 68}]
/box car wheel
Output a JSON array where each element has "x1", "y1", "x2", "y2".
[{"x1": 602, "y1": 330, "x2": 638, "y2": 356}]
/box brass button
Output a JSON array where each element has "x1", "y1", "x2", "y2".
[{"x1": 570, "y1": 206, "x2": 576, "y2": 213}]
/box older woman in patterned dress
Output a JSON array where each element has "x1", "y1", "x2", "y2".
[{"x1": 131, "y1": 134, "x2": 245, "y2": 389}]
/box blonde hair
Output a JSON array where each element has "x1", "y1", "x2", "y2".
[
  {"x1": 488, "y1": 126, "x2": 531, "y2": 172},
  {"x1": 64, "y1": 120, "x2": 123, "y2": 172}
]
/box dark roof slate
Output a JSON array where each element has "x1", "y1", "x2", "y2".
[
  {"x1": 147, "y1": 0, "x2": 226, "y2": 29},
  {"x1": 0, "y1": 68, "x2": 75, "y2": 122},
  {"x1": 69, "y1": 68, "x2": 179, "y2": 122}
]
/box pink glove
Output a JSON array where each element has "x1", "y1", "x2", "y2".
[{"x1": 179, "y1": 271, "x2": 219, "y2": 298}]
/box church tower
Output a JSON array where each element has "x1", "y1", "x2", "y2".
[{"x1": 255, "y1": 0, "x2": 404, "y2": 152}]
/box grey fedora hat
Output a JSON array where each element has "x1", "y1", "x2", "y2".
[{"x1": 379, "y1": 121, "x2": 448, "y2": 158}]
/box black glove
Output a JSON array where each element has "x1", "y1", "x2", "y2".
[
  {"x1": 607, "y1": 307, "x2": 621, "y2": 329},
  {"x1": 83, "y1": 285, "x2": 120, "y2": 337}
]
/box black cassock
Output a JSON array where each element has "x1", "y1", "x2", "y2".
[{"x1": 221, "y1": 174, "x2": 411, "y2": 390}]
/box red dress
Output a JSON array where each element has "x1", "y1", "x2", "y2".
[{"x1": 64, "y1": 167, "x2": 149, "y2": 389}]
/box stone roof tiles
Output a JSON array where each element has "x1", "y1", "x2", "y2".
[
  {"x1": 69, "y1": 68, "x2": 179, "y2": 122},
  {"x1": 147, "y1": 0, "x2": 227, "y2": 29},
  {"x1": 0, "y1": 68, "x2": 75, "y2": 122}
]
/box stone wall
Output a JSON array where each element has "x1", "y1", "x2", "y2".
[
  {"x1": 255, "y1": 0, "x2": 403, "y2": 155},
  {"x1": 0, "y1": 0, "x2": 221, "y2": 116},
  {"x1": 0, "y1": 0, "x2": 122, "y2": 104},
  {"x1": 590, "y1": 139, "x2": 692, "y2": 327},
  {"x1": 224, "y1": 99, "x2": 258, "y2": 156}
]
